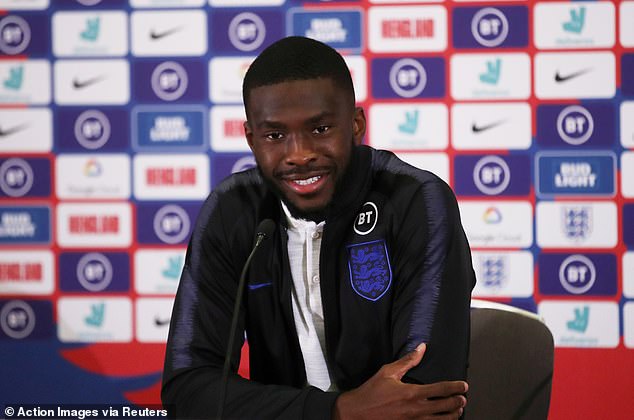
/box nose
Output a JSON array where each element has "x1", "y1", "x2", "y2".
[{"x1": 284, "y1": 133, "x2": 317, "y2": 166}]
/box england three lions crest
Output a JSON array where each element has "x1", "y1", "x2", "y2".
[{"x1": 347, "y1": 239, "x2": 393, "y2": 301}]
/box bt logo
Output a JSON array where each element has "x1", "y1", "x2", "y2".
[
  {"x1": 0, "y1": 16, "x2": 31, "y2": 55},
  {"x1": 559, "y1": 255, "x2": 596, "y2": 295},
  {"x1": 556, "y1": 105, "x2": 593, "y2": 146},
  {"x1": 0, "y1": 158, "x2": 34, "y2": 197},
  {"x1": 229, "y1": 12, "x2": 266, "y2": 52},
  {"x1": 471, "y1": 7, "x2": 508, "y2": 47},
  {"x1": 74, "y1": 110, "x2": 111, "y2": 150},
  {"x1": 151, "y1": 61, "x2": 188, "y2": 101},
  {"x1": 153, "y1": 204, "x2": 191, "y2": 244},
  {"x1": 0, "y1": 300, "x2": 36, "y2": 339},
  {"x1": 389, "y1": 58, "x2": 427, "y2": 98},
  {"x1": 354, "y1": 202, "x2": 378, "y2": 235},
  {"x1": 77, "y1": 253, "x2": 113, "y2": 292},
  {"x1": 473, "y1": 155, "x2": 510, "y2": 195}
]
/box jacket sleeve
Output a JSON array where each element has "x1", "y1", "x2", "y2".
[
  {"x1": 161, "y1": 190, "x2": 339, "y2": 419},
  {"x1": 389, "y1": 176, "x2": 476, "y2": 384}
]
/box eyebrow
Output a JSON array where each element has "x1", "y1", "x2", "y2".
[{"x1": 255, "y1": 111, "x2": 337, "y2": 130}]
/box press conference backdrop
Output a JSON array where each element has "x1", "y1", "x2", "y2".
[{"x1": 0, "y1": 0, "x2": 632, "y2": 418}]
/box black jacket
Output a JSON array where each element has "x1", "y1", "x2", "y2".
[{"x1": 162, "y1": 146, "x2": 476, "y2": 419}]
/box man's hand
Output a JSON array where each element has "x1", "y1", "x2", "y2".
[{"x1": 332, "y1": 344, "x2": 467, "y2": 420}]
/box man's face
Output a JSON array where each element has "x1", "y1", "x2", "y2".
[{"x1": 244, "y1": 78, "x2": 365, "y2": 219}]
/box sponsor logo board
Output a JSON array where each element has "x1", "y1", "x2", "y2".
[
  {"x1": 0, "y1": 299, "x2": 53, "y2": 340},
  {"x1": 451, "y1": 102, "x2": 531, "y2": 150},
  {"x1": 52, "y1": 11, "x2": 128, "y2": 57},
  {"x1": 0, "y1": 157, "x2": 51, "y2": 198},
  {"x1": 538, "y1": 253, "x2": 616, "y2": 296},
  {"x1": 56, "y1": 203, "x2": 132, "y2": 248},
  {"x1": 452, "y1": 6, "x2": 528, "y2": 48},
  {"x1": 471, "y1": 250, "x2": 533, "y2": 297},
  {"x1": 368, "y1": 103, "x2": 447, "y2": 150},
  {"x1": 0, "y1": 60, "x2": 51, "y2": 105},
  {"x1": 536, "y1": 201, "x2": 617, "y2": 248},
  {"x1": 536, "y1": 103, "x2": 615, "y2": 148},
  {"x1": 0, "y1": 251, "x2": 54, "y2": 295},
  {"x1": 534, "y1": 2, "x2": 615, "y2": 49},
  {"x1": 210, "y1": 105, "x2": 249, "y2": 152},
  {"x1": 538, "y1": 301, "x2": 619, "y2": 348},
  {"x1": 54, "y1": 59, "x2": 130, "y2": 105},
  {"x1": 131, "y1": 10, "x2": 207, "y2": 56},
  {"x1": 134, "y1": 248, "x2": 185, "y2": 294},
  {"x1": 212, "y1": 10, "x2": 284, "y2": 54},
  {"x1": 454, "y1": 154, "x2": 531, "y2": 196},
  {"x1": 534, "y1": 52, "x2": 615, "y2": 99},
  {"x1": 59, "y1": 252, "x2": 129, "y2": 292},
  {"x1": 55, "y1": 154, "x2": 131, "y2": 199},
  {"x1": 368, "y1": 5, "x2": 447, "y2": 53},
  {"x1": 136, "y1": 297, "x2": 175, "y2": 342},
  {"x1": 133, "y1": 106, "x2": 207, "y2": 151},
  {"x1": 0, "y1": 206, "x2": 50, "y2": 245},
  {"x1": 536, "y1": 152, "x2": 616, "y2": 198},
  {"x1": 0, "y1": 108, "x2": 52, "y2": 152},
  {"x1": 458, "y1": 200, "x2": 533, "y2": 248},
  {"x1": 287, "y1": 8, "x2": 362, "y2": 52},
  {"x1": 209, "y1": 57, "x2": 253, "y2": 103},
  {"x1": 133, "y1": 154, "x2": 209, "y2": 200},
  {"x1": 136, "y1": 202, "x2": 199, "y2": 245},
  {"x1": 58, "y1": 297, "x2": 132, "y2": 343},
  {"x1": 450, "y1": 53, "x2": 530, "y2": 100},
  {"x1": 372, "y1": 57, "x2": 445, "y2": 99}
]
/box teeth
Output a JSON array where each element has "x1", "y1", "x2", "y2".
[{"x1": 293, "y1": 176, "x2": 321, "y2": 186}]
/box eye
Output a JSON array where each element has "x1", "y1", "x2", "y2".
[
  {"x1": 265, "y1": 131, "x2": 284, "y2": 140},
  {"x1": 312, "y1": 125, "x2": 330, "y2": 135}
]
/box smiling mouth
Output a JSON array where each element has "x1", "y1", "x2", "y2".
[{"x1": 293, "y1": 176, "x2": 321, "y2": 186}]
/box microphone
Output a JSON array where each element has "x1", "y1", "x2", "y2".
[{"x1": 216, "y1": 219, "x2": 276, "y2": 420}]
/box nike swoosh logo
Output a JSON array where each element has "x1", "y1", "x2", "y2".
[
  {"x1": 73, "y1": 75, "x2": 106, "y2": 89},
  {"x1": 471, "y1": 120, "x2": 506, "y2": 134},
  {"x1": 150, "y1": 27, "x2": 182, "y2": 40},
  {"x1": 154, "y1": 317, "x2": 171, "y2": 327},
  {"x1": 554, "y1": 68, "x2": 591, "y2": 83},
  {"x1": 248, "y1": 282, "x2": 272, "y2": 291},
  {"x1": 0, "y1": 123, "x2": 29, "y2": 137}
]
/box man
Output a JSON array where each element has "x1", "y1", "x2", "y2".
[{"x1": 162, "y1": 36, "x2": 475, "y2": 419}]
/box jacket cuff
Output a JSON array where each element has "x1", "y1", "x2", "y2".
[{"x1": 303, "y1": 388, "x2": 341, "y2": 420}]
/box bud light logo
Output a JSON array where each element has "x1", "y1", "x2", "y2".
[
  {"x1": 0, "y1": 300, "x2": 35, "y2": 339},
  {"x1": 0, "y1": 158, "x2": 33, "y2": 197},
  {"x1": 559, "y1": 255, "x2": 595, "y2": 294},
  {"x1": 151, "y1": 61, "x2": 188, "y2": 101},
  {"x1": 0, "y1": 15, "x2": 31, "y2": 55},
  {"x1": 557, "y1": 105, "x2": 593, "y2": 146},
  {"x1": 74, "y1": 110, "x2": 111, "y2": 150},
  {"x1": 229, "y1": 12, "x2": 266, "y2": 52},
  {"x1": 153, "y1": 204, "x2": 191, "y2": 244}
]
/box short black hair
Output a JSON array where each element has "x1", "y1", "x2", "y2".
[{"x1": 242, "y1": 36, "x2": 355, "y2": 111}]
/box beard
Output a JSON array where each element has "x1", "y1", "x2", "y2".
[{"x1": 257, "y1": 166, "x2": 331, "y2": 223}]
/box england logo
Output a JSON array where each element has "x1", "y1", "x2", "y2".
[
  {"x1": 562, "y1": 206, "x2": 592, "y2": 241},
  {"x1": 347, "y1": 239, "x2": 392, "y2": 302}
]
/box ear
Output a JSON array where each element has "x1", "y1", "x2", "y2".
[
  {"x1": 244, "y1": 121, "x2": 254, "y2": 151},
  {"x1": 352, "y1": 106, "x2": 366, "y2": 146}
]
